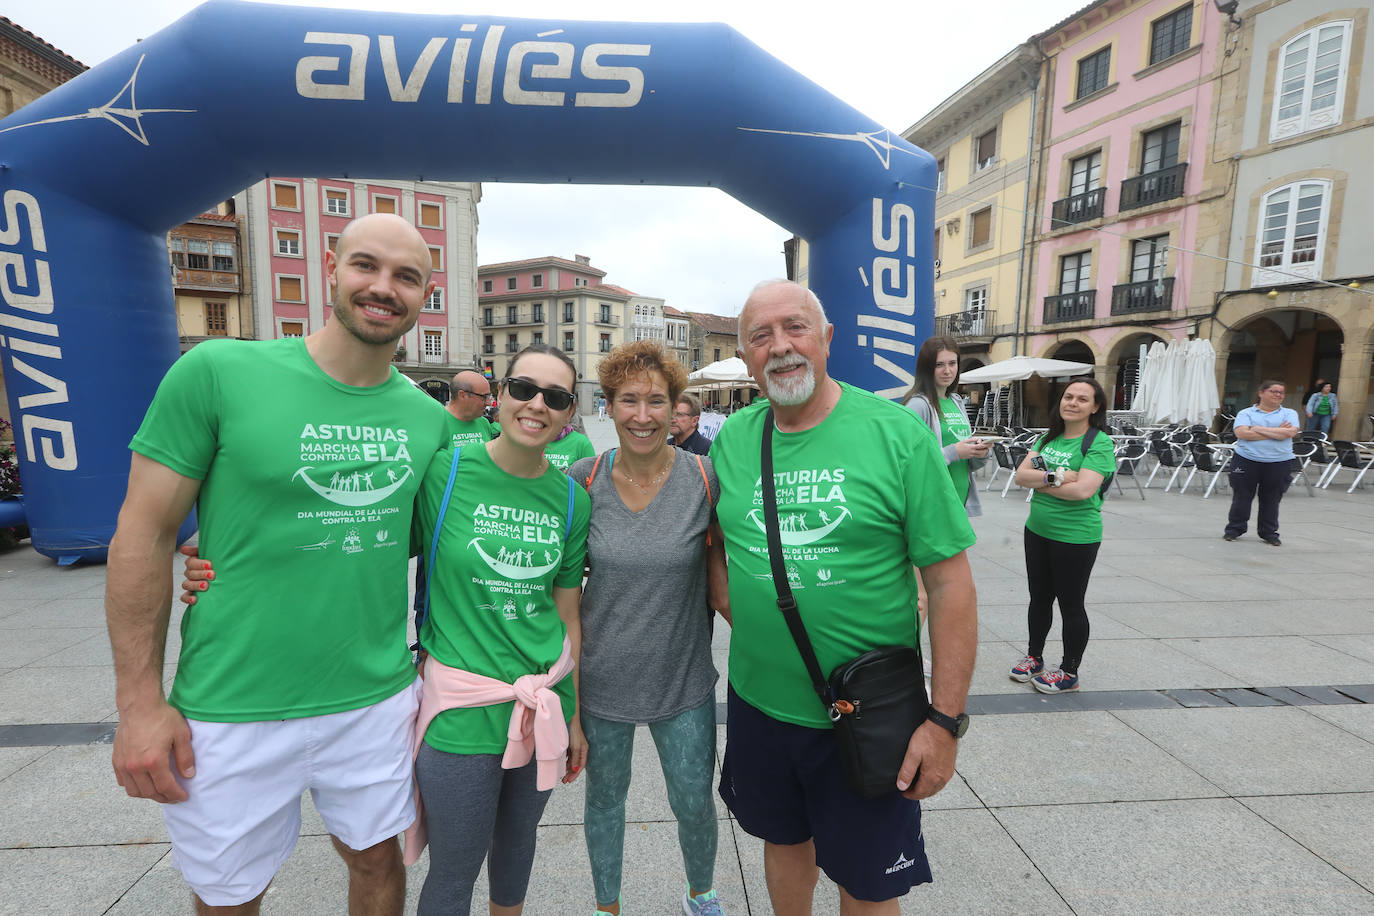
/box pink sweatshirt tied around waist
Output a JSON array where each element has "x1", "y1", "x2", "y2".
[{"x1": 402, "y1": 636, "x2": 575, "y2": 866}]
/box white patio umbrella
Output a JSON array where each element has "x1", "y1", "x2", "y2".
[
  {"x1": 958, "y1": 355, "x2": 1094, "y2": 383},
  {"x1": 1139, "y1": 340, "x2": 1191, "y2": 424},
  {"x1": 1134, "y1": 340, "x2": 1171, "y2": 421},
  {"x1": 960, "y1": 355, "x2": 1093, "y2": 427},
  {"x1": 686, "y1": 356, "x2": 753, "y2": 390},
  {"x1": 1177, "y1": 338, "x2": 1220, "y2": 426}
]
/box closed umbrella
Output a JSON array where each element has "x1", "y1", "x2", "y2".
[
  {"x1": 958, "y1": 355, "x2": 1094, "y2": 383},
  {"x1": 1178, "y1": 338, "x2": 1219, "y2": 426}
]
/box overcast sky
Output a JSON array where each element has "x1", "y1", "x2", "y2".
[{"x1": 16, "y1": 0, "x2": 1085, "y2": 317}]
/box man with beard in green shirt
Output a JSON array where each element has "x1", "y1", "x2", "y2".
[
  {"x1": 105, "y1": 214, "x2": 448, "y2": 914},
  {"x1": 712, "y1": 280, "x2": 977, "y2": 916}
]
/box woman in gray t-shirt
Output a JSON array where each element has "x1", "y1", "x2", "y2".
[{"x1": 569, "y1": 341, "x2": 729, "y2": 916}]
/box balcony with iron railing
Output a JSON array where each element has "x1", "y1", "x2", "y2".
[
  {"x1": 1120, "y1": 162, "x2": 1187, "y2": 211},
  {"x1": 934, "y1": 308, "x2": 995, "y2": 339},
  {"x1": 1050, "y1": 187, "x2": 1106, "y2": 227},
  {"x1": 1043, "y1": 290, "x2": 1096, "y2": 324},
  {"x1": 481, "y1": 310, "x2": 546, "y2": 327},
  {"x1": 1111, "y1": 276, "x2": 1174, "y2": 315},
  {"x1": 594, "y1": 314, "x2": 621, "y2": 327}
]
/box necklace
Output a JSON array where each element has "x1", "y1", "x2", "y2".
[{"x1": 620, "y1": 452, "x2": 672, "y2": 495}]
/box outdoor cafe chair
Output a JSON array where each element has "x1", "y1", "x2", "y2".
[
  {"x1": 1180, "y1": 442, "x2": 1228, "y2": 497},
  {"x1": 1288, "y1": 439, "x2": 1319, "y2": 497},
  {"x1": 1113, "y1": 439, "x2": 1148, "y2": 500},
  {"x1": 985, "y1": 441, "x2": 1017, "y2": 493},
  {"x1": 1318, "y1": 441, "x2": 1374, "y2": 492},
  {"x1": 1145, "y1": 438, "x2": 1190, "y2": 491}
]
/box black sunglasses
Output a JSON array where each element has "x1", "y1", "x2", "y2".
[{"x1": 504, "y1": 377, "x2": 574, "y2": 411}]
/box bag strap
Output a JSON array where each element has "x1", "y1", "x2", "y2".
[
  {"x1": 695, "y1": 453, "x2": 714, "y2": 547},
  {"x1": 1082, "y1": 426, "x2": 1097, "y2": 456},
  {"x1": 564, "y1": 474, "x2": 574, "y2": 540},
  {"x1": 761, "y1": 409, "x2": 831, "y2": 709},
  {"x1": 417, "y1": 446, "x2": 463, "y2": 643},
  {"x1": 584, "y1": 450, "x2": 606, "y2": 488}
]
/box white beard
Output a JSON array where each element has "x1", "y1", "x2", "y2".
[{"x1": 764, "y1": 355, "x2": 816, "y2": 406}]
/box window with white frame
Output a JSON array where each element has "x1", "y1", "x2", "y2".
[
  {"x1": 936, "y1": 157, "x2": 946, "y2": 193},
  {"x1": 975, "y1": 129, "x2": 997, "y2": 171},
  {"x1": 417, "y1": 201, "x2": 442, "y2": 229},
  {"x1": 563, "y1": 331, "x2": 575, "y2": 352},
  {"x1": 275, "y1": 229, "x2": 302, "y2": 257},
  {"x1": 482, "y1": 279, "x2": 493, "y2": 293},
  {"x1": 1140, "y1": 122, "x2": 1181, "y2": 174},
  {"x1": 964, "y1": 287, "x2": 988, "y2": 313},
  {"x1": 532, "y1": 331, "x2": 544, "y2": 345},
  {"x1": 186, "y1": 239, "x2": 210, "y2": 269},
  {"x1": 279, "y1": 320, "x2": 305, "y2": 338},
  {"x1": 429, "y1": 247, "x2": 443, "y2": 273},
  {"x1": 600, "y1": 333, "x2": 612, "y2": 353},
  {"x1": 425, "y1": 288, "x2": 444, "y2": 311},
  {"x1": 1271, "y1": 21, "x2": 1351, "y2": 141},
  {"x1": 563, "y1": 302, "x2": 575, "y2": 322},
  {"x1": 271, "y1": 182, "x2": 300, "y2": 211},
  {"x1": 1060, "y1": 251, "x2": 1092, "y2": 293},
  {"x1": 423, "y1": 329, "x2": 444, "y2": 361},
  {"x1": 324, "y1": 188, "x2": 350, "y2": 216},
  {"x1": 507, "y1": 277, "x2": 518, "y2": 291},
  {"x1": 212, "y1": 242, "x2": 235, "y2": 272},
  {"x1": 372, "y1": 194, "x2": 397, "y2": 215},
  {"x1": 276, "y1": 275, "x2": 304, "y2": 302},
  {"x1": 507, "y1": 333, "x2": 519, "y2": 353},
  {"x1": 532, "y1": 273, "x2": 543, "y2": 288},
  {"x1": 1254, "y1": 180, "x2": 1330, "y2": 286}
]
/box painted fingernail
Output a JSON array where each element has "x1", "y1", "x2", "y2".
[
  {"x1": 206, "y1": 571, "x2": 215, "y2": 580},
  {"x1": 199, "y1": 582, "x2": 208, "y2": 590}
]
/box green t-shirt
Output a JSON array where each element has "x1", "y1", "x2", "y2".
[
  {"x1": 938, "y1": 396, "x2": 973, "y2": 506},
  {"x1": 447, "y1": 414, "x2": 494, "y2": 449},
  {"x1": 415, "y1": 443, "x2": 591, "y2": 753},
  {"x1": 1026, "y1": 430, "x2": 1117, "y2": 544},
  {"x1": 544, "y1": 430, "x2": 596, "y2": 472},
  {"x1": 1315, "y1": 394, "x2": 1333, "y2": 416},
  {"x1": 712, "y1": 383, "x2": 976, "y2": 728},
  {"x1": 130, "y1": 338, "x2": 449, "y2": 722}
]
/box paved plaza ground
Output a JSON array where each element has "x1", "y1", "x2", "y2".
[{"x1": 3, "y1": 414, "x2": 1373, "y2": 914}]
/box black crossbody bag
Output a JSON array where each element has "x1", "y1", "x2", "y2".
[{"x1": 760, "y1": 410, "x2": 930, "y2": 798}]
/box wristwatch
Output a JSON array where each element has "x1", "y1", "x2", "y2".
[{"x1": 926, "y1": 707, "x2": 970, "y2": 739}]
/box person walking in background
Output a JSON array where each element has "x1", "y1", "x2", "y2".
[
  {"x1": 1225, "y1": 380, "x2": 1301, "y2": 547},
  {"x1": 1010, "y1": 378, "x2": 1116, "y2": 695},
  {"x1": 570, "y1": 341, "x2": 730, "y2": 916},
  {"x1": 1305, "y1": 382, "x2": 1338, "y2": 435}
]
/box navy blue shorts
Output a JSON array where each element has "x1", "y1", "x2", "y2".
[{"x1": 718, "y1": 685, "x2": 932, "y2": 901}]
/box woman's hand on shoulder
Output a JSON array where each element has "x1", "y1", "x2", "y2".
[{"x1": 178, "y1": 544, "x2": 214, "y2": 606}]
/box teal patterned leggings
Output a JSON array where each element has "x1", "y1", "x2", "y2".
[{"x1": 581, "y1": 698, "x2": 718, "y2": 907}]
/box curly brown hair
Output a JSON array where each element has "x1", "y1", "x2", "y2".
[{"x1": 596, "y1": 340, "x2": 689, "y2": 402}]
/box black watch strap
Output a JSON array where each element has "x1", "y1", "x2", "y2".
[{"x1": 926, "y1": 707, "x2": 969, "y2": 738}]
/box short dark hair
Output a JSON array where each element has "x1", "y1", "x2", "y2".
[{"x1": 1258, "y1": 379, "x2": 1285, "y2": 393}]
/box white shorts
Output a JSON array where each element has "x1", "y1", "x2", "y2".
[{"x1": 160, "y1": 679, "x2": 421, "y2": 907}]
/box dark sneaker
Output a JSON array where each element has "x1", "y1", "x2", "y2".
[
  {"x1": 1010, "y1": 654, "x2": 1045, "y2": 683},
  {"x1": 1223, "y1": 533, "x2": 1239, "y2": 541},
  {"x1": 1263, "y1": 537, "x2": 1281, "y2": 547},
  {"x1": 1033, "y1": 669, "x2": 1080, "y2": 694}
]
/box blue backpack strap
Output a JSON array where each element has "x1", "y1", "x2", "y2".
[
  {"x1": 565, "y1": 474, "x2": 575, "y2": 540},
  {"x1": 417, "y1": 447, "x2": 462, "y2": 644}
]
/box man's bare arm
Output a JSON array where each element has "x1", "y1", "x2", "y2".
[
  {"x1": 898, "y1": 549, "x2": 977, "y2": 799},
  {"x1": 106, "y1": 453, "x2": 202, "y2": 803}
]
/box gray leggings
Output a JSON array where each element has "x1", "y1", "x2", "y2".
[{"x1": 415, "y1": 743, "x2": 552, "y2": 916}]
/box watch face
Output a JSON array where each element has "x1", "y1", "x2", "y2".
[{"x1": 953, "y1": 714, "x2": 970, "y2": 738}]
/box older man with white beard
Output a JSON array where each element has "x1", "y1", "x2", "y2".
[{"x1": 709, "y1": 280, "x2": 978, "y2": 916}]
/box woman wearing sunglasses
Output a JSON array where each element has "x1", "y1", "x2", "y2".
[
  {"x1": 180, "y1": 343, "x2": 592, "y2": 916},
  {"x1": 569, "y1": 341, "x2": 730, "y2": 916}
]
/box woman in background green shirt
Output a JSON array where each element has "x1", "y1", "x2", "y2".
[{"x1": 1009, "y1": 378, "x2": 1116, "y2": 695}]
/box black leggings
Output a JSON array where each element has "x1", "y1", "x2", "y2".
[{"x1": 1023, "y1": 527, "x2": 1100, "y2": 674}]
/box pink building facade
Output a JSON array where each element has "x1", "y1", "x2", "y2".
[
  {"x1": 235, "y1": 177, "x2": 480, "y2": 382},
  {"x1": 1030, "y1": 0, "x2": 1229, "y2": 408}
]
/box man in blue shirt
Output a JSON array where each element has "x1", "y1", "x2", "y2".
[{"x1": 1224, "y1": 380, "x2": 1301, "y2": 546}]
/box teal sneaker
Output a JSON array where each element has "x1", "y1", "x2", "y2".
[{"x1": 682, "y1": 888, "x2": 725, "y2": 916}]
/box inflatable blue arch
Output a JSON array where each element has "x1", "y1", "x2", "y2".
[{"x1": 0, "y1": 1, "x2": 935, "y2": 564}]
